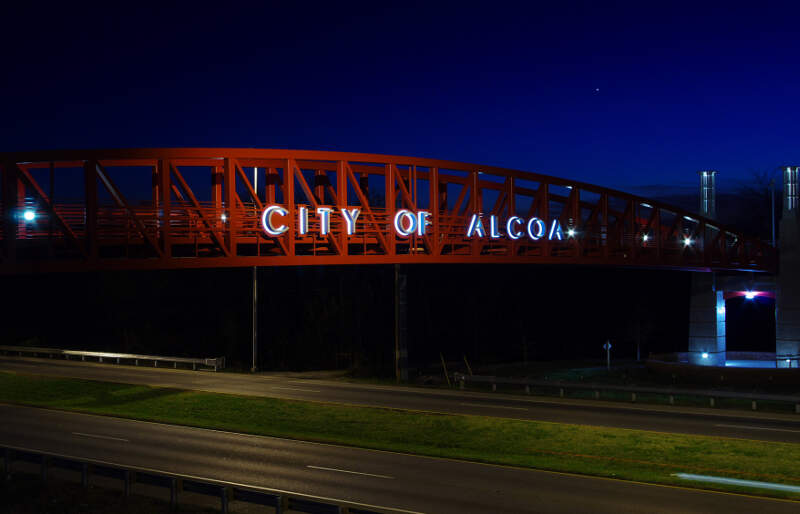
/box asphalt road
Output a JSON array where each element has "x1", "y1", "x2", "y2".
[
  {"x1": 1, "y1": 404, "x2": 798, "y2": 514},
  {"x1": 2, "y1": 356, "x2": 799, "y2": 443}
]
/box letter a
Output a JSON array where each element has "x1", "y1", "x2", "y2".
[
  {"x1": 467, "y1": 214, "x2": 486, "y2": 238},
  {"x1": 548, "y1": 219, "x2": 564, "y2": 241}
]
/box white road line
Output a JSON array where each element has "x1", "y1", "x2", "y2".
[
  {"x1": 459, "y1": 402, "x2": 528, "y2": 411},
  {"x1": 715, "y1": 424, "x2": 800, "y2": 433},
  {"x1": 71, "y1": 432, "x2": 129, "y2": 442},
  {"x1": 674, "y1": 473, "x2": 800, "y2": 493},
  {"x1": 271, "y1": 386, "x2": 321, "y2": 393},
  {"x1": 306, "y1": 465, "x2": 394, "y2": 479}
]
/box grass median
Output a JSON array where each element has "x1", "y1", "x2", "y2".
[{"x1": 1, "y1": 371, "x2": 799, "y2": 501}]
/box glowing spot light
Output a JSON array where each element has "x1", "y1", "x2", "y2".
[
  {"x1": 683, "y1": 237, "x2": 692, "y2": 247},
  {"x1": 22, "y1": 210, "x2": 35, "y2": 222},
  {"x1": 567, "y1": 228, "x2": 576, "y2": 238},
  {"x1": 220, "y1": 213, "x2": 228, "y2": 222},
  {"x1": 716, "y1": 306, "x2": 726, "y2": 315},
  {"x1": 744, "y1": 291, "x2": 756, "y2": 300},
  {"x1": 702, "y1": 352, "x2": 709, "y2": 359},
  {"x1": 642, "y1": 234, "x2": 649, "y2": 242}
]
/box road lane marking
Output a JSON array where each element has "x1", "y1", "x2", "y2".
[
  {"x1": 272, "y1": 386, "x2": 321, "y2": 393},
  {"x1": 71, "y1": 432, "x2": 129, "y2": 442},
  {"x1": 674, "y1": 473, "x2": 800, "y2": 493},
  {"x1": 306, "y1": 465, "x2": 394, "y2": 479},
  {"x1": 715, "y1": 424, "x2": 800, "y2": 434},
  {"x1": 459, "y1": 402, "x2": 528, "y2": 411}
]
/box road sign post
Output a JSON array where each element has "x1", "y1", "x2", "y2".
[{"x1": 603, "y1": 340, "x2": 612, "y2": 370}]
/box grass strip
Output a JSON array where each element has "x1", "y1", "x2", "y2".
[{"x1": 1, "y1": 371, "x2": 799, "y2": 501}]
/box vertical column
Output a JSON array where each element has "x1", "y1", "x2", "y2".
[
  {"x1": 212, "y1": 165, "x2": 223, "y2": 211},
  {"x1": 159, "y1": 160, "x2": 171, "y2": 258},
  {"x1": 224, "y1": 158, "x2": 236, "y2": 255},
  {"x1": 777, "y1": 166, "x2": 800, "y2": 367},
  {"x1": 84, "y1": 160, "x2": 98, "y2": 260},
  {"x1": 429, "y1": 167, "x2": 439, "y2": 256},
  {"x1": 699, "y1": 170, "x2": 717, "y2": 219},
  {"x1": 385, "y1": 164, "x2": 395, "y2": 256},
  {"x1": 2, "y1": 162, "x2": 21, "y2": 262},
  {"x1": 394, "y1": 263, "x2": 408, "y2": 382},
  {"x1": 337, "y1": 161, "x2": 347, "y2": 254},
  {"x1": 266, "y1": 168, "x2": 276, "y2": 204},
  {"x1": 688, "y1": 272, "x2": 724, "y2": 365},
  {"x1": 716, "y1": 289, "x2": 726, "y2": 357},
  {"x1": 540, "y1": 183, "x2": 549, "y2": 257},
  {"x1": 470, "y1": 170, "x2": 481, "y2": 255},
  {"x1": 283, "y1": 159, "x2": 295, "y2": 256},
  {"x1": 313, "y1": 170, "x2": 325, "y2": 204}
]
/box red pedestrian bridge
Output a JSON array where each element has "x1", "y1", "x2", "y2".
[{"x1": 0, "y1": 148, "x2": 775, "y2": 274}]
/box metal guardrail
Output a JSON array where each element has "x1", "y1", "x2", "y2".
[
  {"x1": 1, "y1": 444, "x2": 406, "y2": 514},
  {"x1": 0, "y1": 345, "x2": 225, "y2": 371},
  {"x1": 452, "y1": 372, "x2": 800, "y2": 413}
]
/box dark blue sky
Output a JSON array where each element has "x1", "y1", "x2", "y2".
[{"x1": 2, "y1": 2, "x2": 798, "y2": 194}]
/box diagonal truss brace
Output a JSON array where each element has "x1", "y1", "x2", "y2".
[{"x1": 15, "y1": 163, "x2": 87, "y2": 258}]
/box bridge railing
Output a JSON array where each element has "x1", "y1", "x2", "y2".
[
  {"x1": 0, "y1": 345, "x2": 225, "y2": 371},
  {"x1": 1, "y1": 444, "x2": 395, "y2": 514},
  {"x1": 452, "y1": 372, "x2": 800, "y2": 413}
]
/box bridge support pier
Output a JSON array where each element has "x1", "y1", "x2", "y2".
[
  {"x1": 777, "y1": 166, "x2": 800, "y2": 367},
  {"x1": 688, "y1": 273, "x2": 726, "y2": 366},
  {"x1": 394, "y1": 264, "x2": 408, "y2": 382}
]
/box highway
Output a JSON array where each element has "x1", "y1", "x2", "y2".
[
  {"x1": 1, "y1": 356, "x2": 799, "y2": 443},
  {"x1": 1, "y1": 404, "x2": 798, "y2": 513}
]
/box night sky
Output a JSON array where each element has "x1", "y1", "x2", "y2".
[{"x1": 3, "y1": 2, "x2": 799, "y2": 194}]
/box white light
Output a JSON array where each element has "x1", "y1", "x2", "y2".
[
  {"x1": 505, "y1": 216, "x2": 524, "y2": 240},
  {"x1": 526, "y1": 217, "x2": 546, "y2": 240},
  {"x1": 702, "y1": 352, "x2": 709, "y2": 359},
  {"x1": 220, "y1": 213, "x2": 227, "y2": 222},
  {"x1": 466, "y1": 214, "x2": 486, "y2": 238},
  {"x1": 394, "y1": 209, "x2": 418, "y2": 237},
  {"x1": 642, "y1": 234, "x2": 649, "y2": 242},
  {"x1": 489, "y1": 215, "x2": 502, "y2": 239},
  {"x1": 548, "y1": 219, "x2": 564, "y2": 241},
  {"x1": 717, "y1": 306, "x2": 726, "y2": 315},
  {"x1": 22, "y1": 210, "x2": 35, "y2": 221},
  {"x1": 787, "y1": 359, "x2": 792, "y2": 364},
  {"x1": 683, "y1": 237, "x2": 692, "y2": 247},
  {"x1": 316, "y1": 207, "x2": 333, "y2": 235},
  {"x1": 261, "y1": 205, "x2": 289, "y2": 236},
  {"x1": 416, "y1": 211, "x2": 431, "y2": 236},
  {"x1": 298, "y1": 206, "x2": 309, "y2": 234},
  {"x1": 341, "y1": 208, "x2": 361, "y2": 235},
  {"x1": 745, "y1": 291, "x2": 756, "y2": 300},
  {"x1": 567, "y1": 228, "x2": 576, "y2": 238}
]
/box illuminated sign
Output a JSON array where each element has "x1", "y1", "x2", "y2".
[{"x1": 259, "y1": 205, "x2": 567, "y2": 241}]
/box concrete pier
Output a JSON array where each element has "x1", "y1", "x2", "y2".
[
  {"x1": 688, "y1": 273, "x2": 725, "y2": 366},
  {"x1": 776, "y1": 166, "x2": 800, "y2": 367}
]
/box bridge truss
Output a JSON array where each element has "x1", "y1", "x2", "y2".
[{"x1": 0, "y1": 148, "x2": 775, "y2": 274}]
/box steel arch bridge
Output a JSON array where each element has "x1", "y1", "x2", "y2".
[{"x1": 0, "y1": 148, "x2": 775, "y2": 274}]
